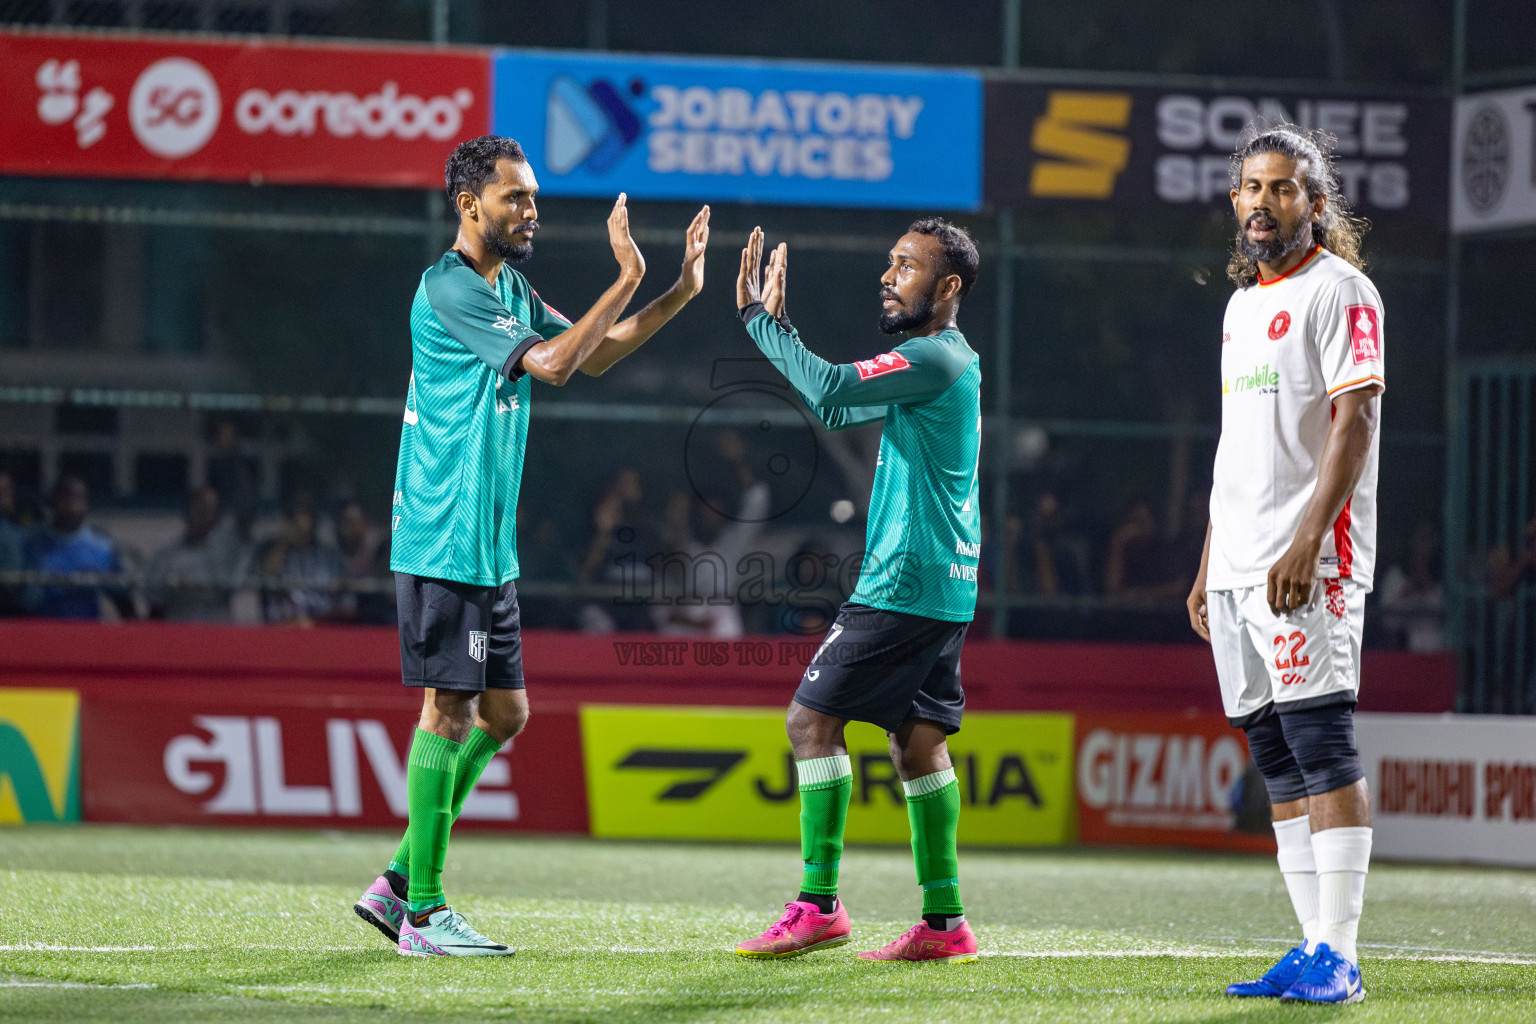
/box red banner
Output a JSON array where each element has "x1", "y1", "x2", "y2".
[
  {"x1": 80, "y1": 690, "x2": 587, "y2": 833},
  {"x1": 0, "y1": 29, "x2": 490, "y2": 188},
  {"x1": 1075, "y1": 712, "x2": 1276, "y2": 852}
]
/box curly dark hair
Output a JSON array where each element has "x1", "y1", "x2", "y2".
[
  {"x1": 908, "y1": 217, "x2": 980, "y2": 298},
  {"x1": 1226, "y1": 123, "x2": 1368, "y2": 288},
  {"x1": 444, "y1": 135, "x2": 527, "y2": 208}
]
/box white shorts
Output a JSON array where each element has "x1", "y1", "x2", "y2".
[{"x1": 1207, "y1": 578, "x2": 1365, "y2": 724}]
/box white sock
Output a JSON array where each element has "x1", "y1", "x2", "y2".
[
  {"x1": 1273, "y1": 814, "x2": 1321, "y2": 952},
  {"x1": 1312, "y1": 826, "x2": 1372, "y2": 963}
]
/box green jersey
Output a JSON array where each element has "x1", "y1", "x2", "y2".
[
  {"x1": 390, "y1": 251, "x2": 571, "y2": 587},
  {"x1": 744, "y1": 308, "x2": 981, "y2": 621}
]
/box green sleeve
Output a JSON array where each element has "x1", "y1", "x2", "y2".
[
  {"x1": 424, "y1": 260, "x2": 544, "y2": 378},
  {"x1": 514, "y1": 273, "x2": 573, "y2": 339},
  {"x1": 745, "y1": 310, "x2": 964, "y2": 411}
]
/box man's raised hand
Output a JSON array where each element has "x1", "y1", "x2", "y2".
[
  {"x1": 676, "y1": 205, "x2": 710, "y2": 300},
  {"x1": 736, "y1": 226, "x2": 764, "y2": 309},
  {"x1": 608, "y1": 193, "x2": 645, "y2": 282},
  {"x1": 764, "y1": 242, "x2": 788, "y2": 319}
]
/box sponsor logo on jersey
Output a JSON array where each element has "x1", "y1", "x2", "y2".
[
  {"x1": 1222, "y1": 363, "x2": 1280, "y2": 395},
  {"x1": 1222, "y1": 331, "x2": 1231, "y2": 344},
  {"x1": 492, "y1": 314, "x2": 525, "y2": 337},
  {"x1": 468, "y1": 631, "x2": 488, "y2": 663},
  {"x1": 955, "y1": 539, "x2": 981, "y2": 559},
  {"x1": 1267, "y1": 311, "x2": 1291, "y2": 340},
  {"x1": 948, "y1": 562, "x2": 978, "y2": 582},
  {"x1": 1347, "y1": 303, "x2": 1381, "y2": 363},
  {"x1": 854, "y1": 351, "x2": 911, "y2": 379}
]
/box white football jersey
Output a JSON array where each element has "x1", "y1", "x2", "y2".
[{"x1": 1208, "y1": 245, "x2": 1385, "y2": 592}]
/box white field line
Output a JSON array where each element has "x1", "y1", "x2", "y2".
[
  {"x1": 4, "y1": 942, "x2": 1533, "y2": 965},
  {"x1": 0, "y1": 980, "x2": 156, "y2": 989}
]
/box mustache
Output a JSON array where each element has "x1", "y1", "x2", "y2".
[
  {"x1": 879, "y1": 289, "x2": 901, "y2": 303},
  {"x1": 513, "y1": 220, "x2": 539, "y2": 234},
  {"x1": 1246, "y1": 212, "x2": 1277, "y2": 229}
]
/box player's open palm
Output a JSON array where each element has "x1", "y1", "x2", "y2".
[
  {"x1": 608, "y1": 193, "x2": 645, "y2": 281},
  {"x1": 736, "y1": 226, "x2": 764, "y2": 308},
  {"x1": 678, "y1": 205, "x2": 710, "y2": 299},
  {"x1": 764, "y1": 243, "x2": 788, "y2": 319}
]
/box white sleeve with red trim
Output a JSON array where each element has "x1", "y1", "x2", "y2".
[{"x1": 1316, "y1": 276, "x2": 1385, "y2": 399}]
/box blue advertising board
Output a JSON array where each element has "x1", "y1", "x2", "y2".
[{"x1": 491, "y1": 50, "x2": 982, "y2": 210}]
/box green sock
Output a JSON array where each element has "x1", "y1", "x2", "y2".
[
  {"x1": 905, "y1": 768, "x2": 963, "y2": 917},
  {"x1": 389, "y1": 727, "x2": 504, "y2": 876},
  {"x1": 797, "y1": 755, "x2": 853, "y2": 895},
  {"x1": 404, "y1": 728, "x2": 461, "y2": 911}
]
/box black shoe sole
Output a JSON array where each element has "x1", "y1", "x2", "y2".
[{"x1": 353, "y1": 902, "x2": 400, "y2": 944}]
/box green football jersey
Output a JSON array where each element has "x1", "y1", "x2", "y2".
[
  {"x1": 390, "y1": 251, "x2": 571, "y2": 587},
  {"x1": 745, "y1": 309, "x2": 982, "y2": 621}
]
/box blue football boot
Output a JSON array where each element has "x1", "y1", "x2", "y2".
[
  {"x1": 1280, "y1": 942, "x2": 1366, "y2": 1004},
  {"x1": 1225, "y1": 945, "x2": 1313, "y2": 997}
]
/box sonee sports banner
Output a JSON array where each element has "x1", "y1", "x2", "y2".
[
  {"x1": 491, "y1": 50, "x2": 983, "y2": 210},
  {"x1": 579, "y1": 705, "x2": 1074, "y2": 846},
  {"x1": 0, "y1": 29, "x2": 489, "y2": 188}
]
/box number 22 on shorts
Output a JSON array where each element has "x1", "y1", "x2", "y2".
[{"x1": 1273, "y1": 630, "x2": 1309, "y2": 685}]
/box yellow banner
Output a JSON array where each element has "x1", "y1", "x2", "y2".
[
  {"x1": 0, "y1": 688, "x2": 80, "y2": 825},
  {"x1": 581, "y1": 705, "x2": 1073, "y2": 846}
]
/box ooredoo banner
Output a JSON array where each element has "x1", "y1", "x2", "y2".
[
  {"x1": 1355, "y1": 713, "x2": 1536, "y2": 867},
  {"x1": 491, "y1": 50, "x2": 983, "y2": 209},
  {"x1": 0, "y1": 29, "x2": 489, "y2": 188},
  {"x1": 580, "y1": 705, "x2": 1074, "y2": 846},
  {"x1": 79, "y1": 690, "x2": 587, "y2": 833},
  {"x1": 1075, "y1": 712, "x2": 1275, "y2": 852}
]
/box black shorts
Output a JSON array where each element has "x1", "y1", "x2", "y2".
[
  {"x1": 793, "y1": 602, "x2": 969, "y2": 735},
  {"x1": 396, "y1": 573, "x2": 525, "y2": 692}
]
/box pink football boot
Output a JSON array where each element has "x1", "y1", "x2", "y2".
[
  {"x1": 857, "y1": 920, "x2": 978, "y2": 963},
  {"x1": 735, "y1": 900, "x2": 851, "y2": 959}
]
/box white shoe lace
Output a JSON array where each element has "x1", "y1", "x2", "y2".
[{"x1": 443, "y1": 911, "x2": 494, "y2": 946}]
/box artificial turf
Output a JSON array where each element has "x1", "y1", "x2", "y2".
[{"x1": 1, "y1": 826, "x2": 1532, "y2": 1022}]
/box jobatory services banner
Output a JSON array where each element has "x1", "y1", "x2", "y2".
[
  {"x1": 79, "y1": 691, "x2": 588, "y2": 833},
  {"x1": 1075, "y1": 712, "x2": 1274, "y2": 853},
  {"x1": 580, "y1": 705, "x2": 1074, "y2": 846},
  {"x1": 1451, "y1": 86, "x2": 1536, "y2": 233},
  {"x1": 985, "y1": 81, "x2": 1449, "y2": 220},
  {"x1": 0, "y1": 688, "x2": 79, "y2": 825},
  {"x1": 491, "y1": 50, "x2": 983, "y2": 210},
  {"x1": 1355, "y1": 713, "x2": 1536, "y2": 867},
  {"x1": 0, "y1": 29, "x2": 489, "y2": 188}
]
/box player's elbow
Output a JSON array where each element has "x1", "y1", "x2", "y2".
[{"x1": 522, "y1": 350, "x2": 577, "y2": 386}]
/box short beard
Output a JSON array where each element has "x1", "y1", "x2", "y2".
[
  {"x1": 1237, "y1": 211, "x2": 1313, "y2": 266},
  {"x1": 485, "y1": 219, "x2": 536, "y2": 263},
  {"x1": 878, "y1": 290, "x2": 936, "y2": 335}
]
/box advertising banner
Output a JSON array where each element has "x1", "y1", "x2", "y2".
[
  {"x1": 491, "y1": 50, "x2": 983, "y2": 209},
  {"x1": 0, "y1": 29, "x2": 489, "y2": 188},
  {"x1": 985, "y1": 81, "x2": 1448, "y2": 220},
  {"x1": 580, "y1": 705, "x2": 1073, "y2": 846},
  {"x1": 1451, "y1": 86, "x2": 1536, "y2": 233},
  {"x1": 0, "y1": 688, "x2": 79, "y2": 825},
  {"x1": 1355, "y1": 713, "x2": 1536, "y2": 867},
  {"x1": 79, "y1": 691, "x2": 587, "y2": 833},
  {"x1": 1075, "y1": 712, "x2": 1274, "y2": 852}
]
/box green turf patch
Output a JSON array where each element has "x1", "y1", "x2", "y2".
[{"x1": 0, "y1": 827, "x2": 1532, "y2": 1022}]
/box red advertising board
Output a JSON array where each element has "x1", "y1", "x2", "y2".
[
  {"x1": 0, "y1": 29, "x2": 489, "y2": 188},
  {"x1": 80, "y1": 689, "x2": 587, "y2": 833},
  {"x1": 1075, "y1": 712, "x2": 1276, "y2": 852}
]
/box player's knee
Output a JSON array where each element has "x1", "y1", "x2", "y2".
[
  {"x1": 1279, "y1": 702, "x2": 1365, "y2": 797},
  {"x1": 480, "y1": 704, "x2": 529, "y2": 742},
  {"x1": 785, "y1": 700, "x2": 839, "y2": 753},
  {"x1": 1242, "y1": 712, "x2": 1308, "y2": 804}
]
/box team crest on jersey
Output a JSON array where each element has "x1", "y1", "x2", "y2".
[
  {"x1": 492, "y1": 314, "x2": 523, "y2": 336},
  {"x1": 1268, "y1": 311, "x2": 1291, "y2": 340},
  {"x1": 468, "y1": 630, "x2": 488, "y2": 663},
  {"x1": 855, "y1": 351, "x2": 911, "y2": 379},
  {"x1": 1347, "y1": 304, "x2": 1381, "y2": 363}
]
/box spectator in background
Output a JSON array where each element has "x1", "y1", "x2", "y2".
[
  {"x1": 147, "y1": 486, "x2": 245, "y2": 622},
  {"x1": 23, "y1": 475, "x2": 131, "y2": 620},
  {"x1": 256, "y1": 492, "x2": 347, "y2": 626},
  {"x1": 1103, "y1": 499, "x2": 1187, "y2": 601},
  {"x1": 1026, "y1": 492, "x2": 1094, "y2": 596},
  {"x1": 336, "y1": 500, "x2": 395, "y2": 625},
  {"x1": 206, "y1": 419, "x2": 258, "y2": 541},
  {"x1": 1378, "y1": 522, "x2": 1446, "y2": 652},
  {"x1": 0, "y1": 471, "x2": 26, "y2": 615},
  {"x1": 577, "y1": 467, "x2": 657, "y2": 631}
]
